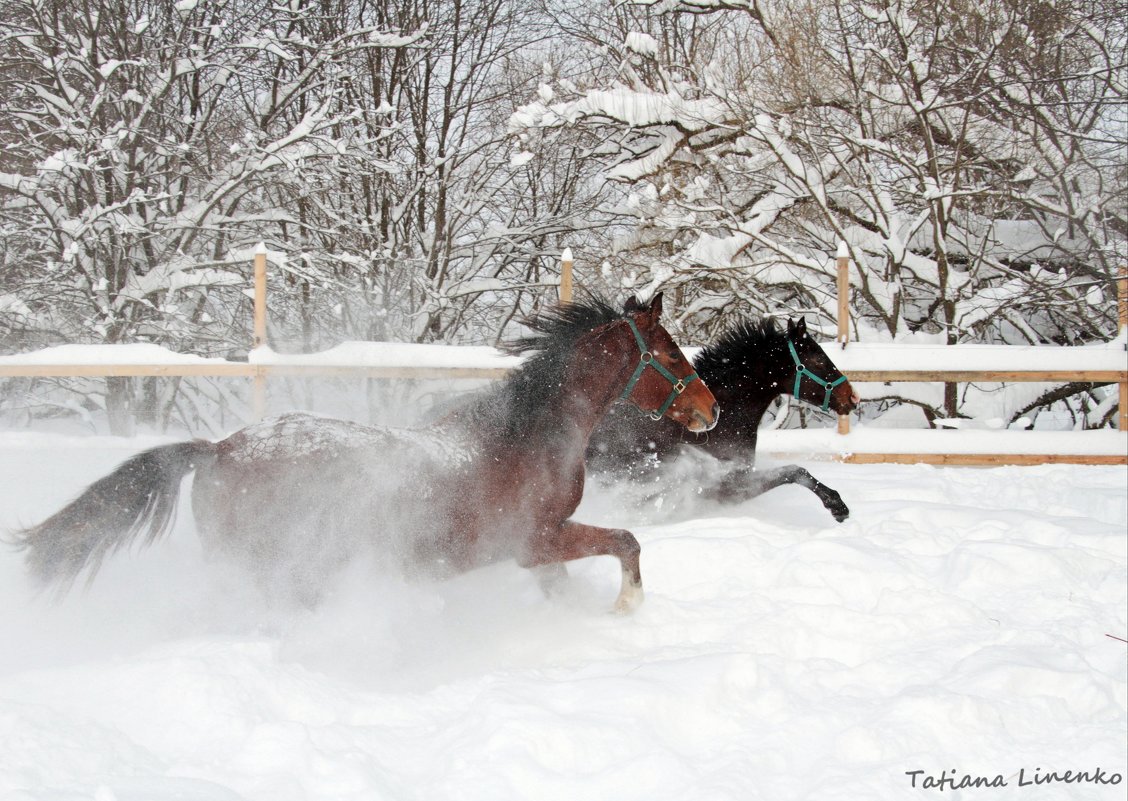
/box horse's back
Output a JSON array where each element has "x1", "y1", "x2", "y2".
[{"x1": 191, "y1": 412, "x2": 466, "y2": 597}]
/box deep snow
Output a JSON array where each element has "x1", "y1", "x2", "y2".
[{"x1": 0, "y1": 431, "x2": 1124, "y2": 800}]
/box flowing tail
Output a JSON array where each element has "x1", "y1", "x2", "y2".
[{"x1": 10, "y1": 440, "x2": 217, "y2": 592}]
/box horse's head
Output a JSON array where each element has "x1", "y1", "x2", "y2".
[
  {"x1": 619, "y1": 294, "x2": 719, "y2": 433},
  {"x1": 786, "y1": 317, "x2": 860, "y2": 414}
]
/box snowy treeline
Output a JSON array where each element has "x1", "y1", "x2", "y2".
[
  {"x1": 0, "y1": 0, "x2": 614, "y2": 429},
  {"x1": 1, "y1": 0, "x2": 1125, "y2": 433}
]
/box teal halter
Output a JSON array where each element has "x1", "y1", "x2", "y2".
[
  {"x1": 787, "y1": 340, "x2": 847, "y2": 411},
  {"x1": 620, "y1": 318, "x2": 700, "y2": 421}
]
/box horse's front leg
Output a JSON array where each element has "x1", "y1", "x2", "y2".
[
  {"x1": 708, "y1": 464, "x2": 849, "y2": 522},
  {"x1": 518, "y1": 521, "x2": 644, "y2": 613},
  {"x1": 756, "y1": 464, "x2": 849, "y2": 521}
]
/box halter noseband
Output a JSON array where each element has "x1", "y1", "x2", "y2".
[
  {"x1": 787, "y1": 340, "x2": 847, "y2": 411},
  {"x1": 620, "y1": 318, "x2": 700, "y2": 421}
]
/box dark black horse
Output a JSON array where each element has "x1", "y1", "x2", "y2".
[{"x1": 586, "y1": 317, "x2": 859, "y2": 521}]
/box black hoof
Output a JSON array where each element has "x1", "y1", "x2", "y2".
[{"x1": 821, "y1": 491, "x2": 850, "y2": 522}]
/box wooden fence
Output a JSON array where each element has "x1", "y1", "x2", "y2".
[
  {"x1": 1, "y1": 247, "x2": 1125, "y2": 466},
  {"x1": 825, "y1": 253, "x2": 1127, "y2": 465}
]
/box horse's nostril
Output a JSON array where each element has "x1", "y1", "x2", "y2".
[{"x1": 693, "y1": 404, "x2": 719, "y2": 432}]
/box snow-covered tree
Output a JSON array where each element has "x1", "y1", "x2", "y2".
[
  {"x1": 0, "y1": 0, "x2": 418, "y2": 430},
  {"x1": 512, "y1": 0, "x2": 1126, "y2": 421},
  {"x1": 2, "y1": 0, "x2": 1122, "y2": 432},
  {"x1": 266, "y1": 0, "x2": 616, "y2": 350}
]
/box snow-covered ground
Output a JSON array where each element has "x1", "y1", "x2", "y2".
[{"x1": 0, "y1": 431, "x2": 1125, "y2": 800}]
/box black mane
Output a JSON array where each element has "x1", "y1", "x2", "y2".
[
  {"x1": 692, "y1": 318, "x2": 786, "y2": 382},
  {"x1": 462, "y1": 296, "x2": 627, "y2": 438}
]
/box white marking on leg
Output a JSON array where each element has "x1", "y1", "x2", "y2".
[{"x1": 612, "y1": 566, "x2": 644, "y2": 614}]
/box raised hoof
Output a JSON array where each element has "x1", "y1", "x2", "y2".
[{"x1": 821, "y1": 491, "x2": 850, "y2": 522}]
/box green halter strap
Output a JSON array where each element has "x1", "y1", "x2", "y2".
[
  {"x1": 620, "y1": 318, "x2": 700, "y2": 421},
  {"x1": 788, "y1": 340, "x2": 847, "y2": 411}
]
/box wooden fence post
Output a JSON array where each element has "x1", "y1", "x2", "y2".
[
  {"x1": 836, "y1": 242, "x2": 850, "y2": 348},
  {"x1": 252, "y1": 244, "x2": 268, "y2": 420},
  {"x1": 253, "y1": 244, "x2": 268, "y2": 347},
  {"x1": 560, "y1": 248, "x2": 574, "y2": 303},
  {"x1": 836, "y1": 242, "x2": 851, "y2": 434},
  {"x1": 1119, "y1": 264, "x2": 1126, "y2": 432}
]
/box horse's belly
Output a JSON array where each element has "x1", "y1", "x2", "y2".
[
  {"x1": 187, "y1": 413, "x2": 584, "y2": 594},
  {"x1": 189, "y1": 413, "x2": 468, "y2": 595}
]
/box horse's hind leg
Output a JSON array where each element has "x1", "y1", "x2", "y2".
[
  {"x1": 519, "y1": 521, "x2": 643, "y2": 613},
  {"x1": 709, "y1": 464, "x2": 849, "y2": 522},
  {"x1": 531, "y1": 563, "x2": 569, "y2": 598}
]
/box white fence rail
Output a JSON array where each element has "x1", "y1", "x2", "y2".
[
  {"x1": 1, "y1": 250, "x2": 1125, "y2": 466},
  {"x1": 2, "y1": 338, "x2": 1125, "y2": 466}
]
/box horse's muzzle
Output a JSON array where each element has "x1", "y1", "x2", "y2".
[
  {"x1": 687, "y1": 403, "x2": 720, "y2": 433},
  {"x1": 832, "y1": 382, "x2": 860, "y2": 414}
]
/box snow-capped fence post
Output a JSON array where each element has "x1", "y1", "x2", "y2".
[
  {"x1": 836, "y1": 243, "x2": 851, "y2": 435},
  {"x1": 252, "y1": 244, "x2": 268, "y2": 420},
  {"x1": 1119, "y1": 264, "x2": 1126, "y2": 432},
  {"x1": 835, "y1": 242, "x2": 850, "y2": 349},
  {"x1": 559, "y1": 248, "x2": 574, "y2": 303},
  {"x1": 253, "y1": 244, "x2": 268, "y2": 348}
]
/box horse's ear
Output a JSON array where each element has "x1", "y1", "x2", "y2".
[
  {"x1": 623, "y1": 293, "x2": 662, "y2": 323},
  {"x1": 789, "y1": 317, "x2": 807, "y2": 338}
]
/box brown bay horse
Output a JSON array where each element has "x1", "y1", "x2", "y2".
[{"x1": 12, "y1": 295, "x2": 717, "y2": 612}]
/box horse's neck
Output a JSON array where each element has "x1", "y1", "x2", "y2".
[
  {"x1": 554, "y1": 336, "x2": 633, "y2": 444},
  {"x1": 696, "y1": 342, "x2": 789, "y2": 452},
  {"x1": 471, "y1": 324, "x2": 631, "y2": 463}
]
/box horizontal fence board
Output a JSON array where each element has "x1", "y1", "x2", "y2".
[
  {"x1": 0, "y1": 363, "x2": 257, "y2": 378},
  {"x1": 767, "y1": 451, "x2": 1127, "y2": 466},
  {"x1": 828, "y1": 341, "x2": 1126, "y2": 372},
  {"x1": 847, "y1": 369, "x2": 1125, "y2": 383},
  {"x1": 759, "y1": 428, "x2": 1127, "y2": 467},
  {"x1": 0, "y1": 363, "x2": 510, "y2": 380},
  {"x1": 5, "y1": 364, "x2": 1124, "y2": 384},
  {"x1": 254, "y1": 365, "x2": 510, "y2": 380},
  {"x1": 2, "y1": 342, "x2": 1125, "y2": 467},
  {"x1": 840, "y1": 452, "x2": 1127, "y2": 466},
  {"x1": 3, "y1": 341, "x2": 1124, "y2": 381}
]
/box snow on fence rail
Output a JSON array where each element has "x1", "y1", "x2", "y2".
[
  {"x1": 2, "y1": 339, "x2": 1123, "y2": 466},
  {"x1": 1, "y1": 249, "x2": 1125, "y2": 467}
]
